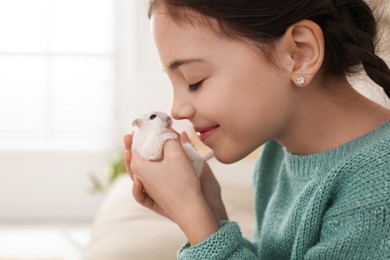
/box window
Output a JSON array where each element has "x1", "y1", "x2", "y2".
[{"x1": 0, "y1": 0, "x2": 114, "y2": 150}]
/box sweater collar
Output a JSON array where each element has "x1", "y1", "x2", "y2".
[{"x1": 282, "y1": 118, "x2": 390, "y2": 179}]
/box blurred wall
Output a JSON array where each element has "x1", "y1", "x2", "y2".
[{"x1": 0, "y1": 0, "x2": 174, "y2": 223}]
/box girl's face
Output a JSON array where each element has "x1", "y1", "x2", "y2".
[{"x1": 151, "y1": 12, "x2": 299, "y2": 163}]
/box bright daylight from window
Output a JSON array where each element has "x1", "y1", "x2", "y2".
[{"x1": 0, "y1": 0, "x2": 114, "y2": 150}]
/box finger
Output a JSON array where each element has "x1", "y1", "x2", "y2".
[
  {"x1": 130, "y1": 151, "x2": 153, "y2": 178},
  {"x1": 123, "y1": 150, "x2": 133, "y2": 179},
  {"x1": 132, "y1": 178, "x2": 147, "y2": 204},
  {"x1": 163, "y1": 138, "x2": 186, "y2": 160},
  {"x1": 132, "y1": 177, "x2": 143, "y2": 199},
  {"x1": 132, "y1": 178, "x2": 156, "y2": 209},
  {"x1": 180, "y1": 131, "x2": 191, "y2": 144},
  {"x1": 130, "y1": 150, "x2": 143, "y2": 166},
  {"x1": 200, "y1": 164, "x2": 216, "y2": 183},
  {"x1": 132, "y1": 178, "x2": 172, "y2": 220},
  {"x1": 123, "y1": 134, "x2": 133, "y2": 150}
]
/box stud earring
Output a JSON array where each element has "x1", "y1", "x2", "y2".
[{"x1": 296, "y1": 76, "x2": 305, "y2": 86}]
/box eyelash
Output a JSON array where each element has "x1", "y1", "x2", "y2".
[{"x1": 188, "y1": 80, "x2": 204, "y2": 93}]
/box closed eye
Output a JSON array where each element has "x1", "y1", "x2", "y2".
[{"x1": 188, "y1": 80, "x2": 204, "y2": 93}]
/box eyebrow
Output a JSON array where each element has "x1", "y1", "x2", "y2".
[{"x1": 168, "y1": 58, "x2": 205, "y2": 71}]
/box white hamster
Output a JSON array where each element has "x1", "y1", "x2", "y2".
[{"x1": 132, "y1": 111, "x2": 213, "y2": 176}]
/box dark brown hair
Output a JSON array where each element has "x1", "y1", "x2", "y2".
[{"x1": 148, "y1": 0, "x2": 390, "y2": 98}]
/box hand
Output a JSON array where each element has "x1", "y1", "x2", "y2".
[
  {"x1": 123, "y1": 132, "x2": 228, "y2": 223},
  {"x1": 179, "y1": 132, "x2": 228, "y2": 223},
  {"x1": 123, "y1": 134, "x2": 171, "y2": 219},
  {"x1": 124, "y1": 133, "x2": 219, "y2": 245}
]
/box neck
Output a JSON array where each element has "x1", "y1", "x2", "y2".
[{"x1": 277, "y1": 77, "x2": 390, "y2": 155}]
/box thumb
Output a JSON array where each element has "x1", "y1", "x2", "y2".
[
  {"x1": 163, "y1": 138, "x2": 186, "y2": 160},
  {"x1": 180, "y1": 131, "x2": 191, "y2": 144}
]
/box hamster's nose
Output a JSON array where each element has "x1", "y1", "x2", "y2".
[{"x1": 166, "y1": 116, "x2": 172, "y2": 126}]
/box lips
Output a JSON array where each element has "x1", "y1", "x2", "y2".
[{"x1": 194, "y1": 125, "x2": 219, "y2": 142}]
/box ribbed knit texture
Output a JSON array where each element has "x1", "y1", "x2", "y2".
[{"x1": 178, "y1": 119, "x2": 390, "y2": 259}]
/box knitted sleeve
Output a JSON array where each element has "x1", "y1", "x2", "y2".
[{"x1": 177, "y1": 221, "x2": 258, "y2": 259}]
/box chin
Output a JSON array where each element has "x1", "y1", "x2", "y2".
[{"x1": 213, "y1": 151, "x2": 247, "y2": 164}]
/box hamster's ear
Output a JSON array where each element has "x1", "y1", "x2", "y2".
[{"x1": 132, "y1": 119, "x2": 142, "y2": 127}]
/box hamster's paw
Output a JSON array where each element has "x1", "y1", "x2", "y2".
[{"x1": 203, "y1": 151, "x2": 214, "y2": 161}]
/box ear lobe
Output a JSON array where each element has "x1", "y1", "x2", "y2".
[{"x1": 283, "y1": 20, "x2": 325, "y2": 86}]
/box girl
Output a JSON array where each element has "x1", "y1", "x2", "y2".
[{"x1": 123, "y1": 0, "x2": 390, "y2": 259}]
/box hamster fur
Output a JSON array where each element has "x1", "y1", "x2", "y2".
[
  {"x1": 132, "y1": 111, "x2": 178, "y2": 160},
  {"x1": 132, "y1": 111, "x2": 213, "y2": 176}
]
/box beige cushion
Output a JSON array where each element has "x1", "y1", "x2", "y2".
[{"x1": 82, "y1": 161, "x2": 256, "y2": 260}]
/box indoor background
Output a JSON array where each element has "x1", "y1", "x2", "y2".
[{"x1": 0, "y1": 0, "x2": 388, "y2": 259}]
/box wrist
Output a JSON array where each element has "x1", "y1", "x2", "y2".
[
  {"x1": 174, "y1": 196, "x2": 219, "y2": 245},
  {"x1": 208, "y1": 196, "x2": 228, "y2": 223}
]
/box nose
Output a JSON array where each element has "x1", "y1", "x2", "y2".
[{"x1": 170, "y1": 95, "x2": 195, "y2": 120}]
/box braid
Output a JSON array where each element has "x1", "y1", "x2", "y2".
[
  {"x1": 361, "y1": 52, "x2": 390, "y2": 97},
  {"x1": 318, "y1": 0, "x2": 390, "y2": 97}
]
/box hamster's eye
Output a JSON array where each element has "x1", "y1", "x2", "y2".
[{"x1": 150, "y1": 114, "x2": 157, "y2": 120}]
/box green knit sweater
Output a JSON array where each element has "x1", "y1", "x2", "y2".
[{"x1": 178, "y1": 119, "x2": 390, "y2": 259}]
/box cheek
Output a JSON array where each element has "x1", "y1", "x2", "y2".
[
  {"x1": 211, "y1": 100, "x2": 286, "y2": 163},
  {"x1": 209, "y1": 122, "x2": 260, "y2": 163}
]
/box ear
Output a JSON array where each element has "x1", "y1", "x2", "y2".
[
  {"x1": 278, "y1": 20, "x2": 325, "y2": 87},
  {"x1": 132, "y1": 119, "x2": 142, "y2": 127}
]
